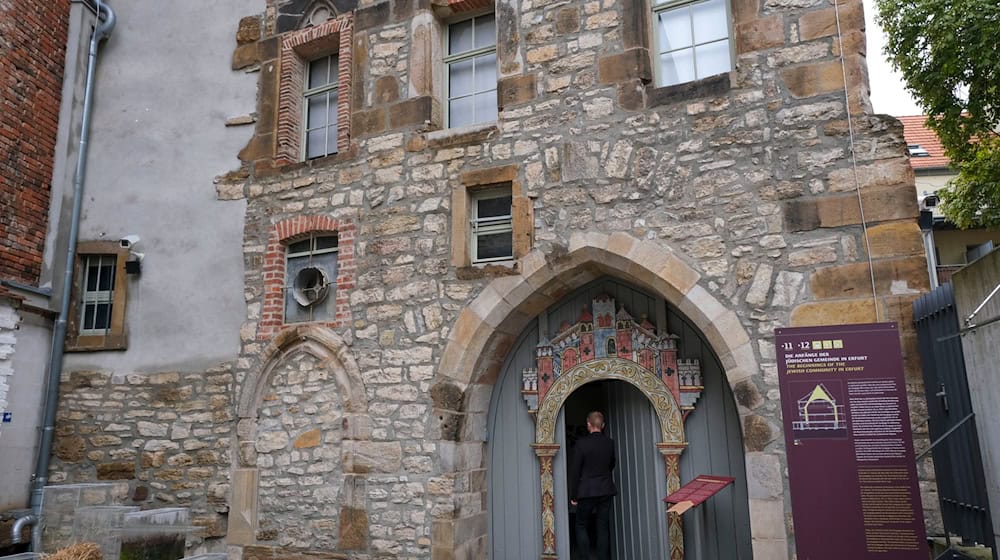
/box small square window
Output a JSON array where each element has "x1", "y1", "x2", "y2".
[
  {"x1": 653, "y1": 0, "x2": 731, "y2": 87},
  {"x1": 67, "y1": 241, "x2": 129, "y2": 351},
  {"x1": 471, "y1": 187, "x2": 513, "y2": 263},
  {"x1": 445, "y1": 14, "x2": 498, "y2": 128},
  {"x1": 304, "y1": 54, "x2": 340, "y2": 159},
  {"x1": 285, "y1": 233, "x2": 339, "y2": 323}
]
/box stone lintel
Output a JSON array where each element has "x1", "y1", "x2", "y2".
[{"x1": 646, "y1": 73, "x2": 731, "y2": 109}]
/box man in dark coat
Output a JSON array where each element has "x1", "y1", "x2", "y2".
[{"x1": 569, "y1": 411, "x2": 616, "y2": 560}]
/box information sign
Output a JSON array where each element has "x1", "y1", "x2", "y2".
[{"x1": 776, "y1": 323, "x2": 926, "y2": 559}]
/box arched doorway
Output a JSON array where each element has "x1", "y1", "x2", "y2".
[
  {"x1": 487, "y1": 278, "x2": 751, "y2": 559},
  {"x1": 563, "y1": 379, "x2": 670, "y2": 559}
]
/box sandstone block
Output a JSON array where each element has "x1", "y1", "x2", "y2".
[
  {"x1": 735, "y1": 15, "x2": 784, "y2": 54},
  {"x1": 746, "y1": 452, "x2": 783, "y2": 499},
  {"x1": 783, "y1": 184, "x2": 919, "y2": 231},
  {"x1": 353, "y1": 107, "x2": 388, "y2": 138},
  {"x1": 294, "y1": 429, "x2": 322, "y2": 449},
  {"x1": 342, "y1": 440, "x2": 403, "y2": 473},
  {"x1": 810, "y1": 255, "x2": 929, "y2": 299},
  {"x1": 790, "y1": 298, "x2": 877, "y2": 326},
  {"x1": 389, "y1": 96, "x2": 438, "y2": 129},
  {"x1": 96, "y1": 461, "x2": 134, "y2": 480},
  {"x1": 780, "y1": 57, "x2": 862, "y2": 98},
  {"x1": 232, "y1": 43, "x2": 260, "y2": 71},
  {"x1": 54, "y1": 435, "x2": 86, "y2": 462},
  {"x1": 799, "y1": 0, "x2": 863, "y2": 41},
  {"x1": 236, "y1": 16, "x2": 261, "y2": 45},
  {"x1": 555, "y1": 6, "x2": 580, "y2": 34},
  {"x1": 788, "y1": 246, "x2": 838, "y2": 267},
  {"x1": 827, "y1": 158, "x2": 913, "y2": 192},
  {"x1": 498, "y1": 74, "x2": 537, "y2": 109},
  {"x1": 597, "y1": 48, "x2": 652, "y2": 84},
  {"x1": 732, "y1": 0, "x2": 761, "y2": 23},
  {"x1": 375, "y1": 75, "x2": 400, "y2": 105},
  {"x1": 743, "y1": 414, "x2": 775, "y2": 451},
  {"x1": 340, "y1": 506, "x2": 369, "y2": 549}
]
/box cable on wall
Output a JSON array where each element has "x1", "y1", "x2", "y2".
[{"x1": 834, "y1": 0, "x2": 881, "y2": 321}]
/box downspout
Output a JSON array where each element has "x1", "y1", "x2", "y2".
[
  {"x1": 919, "y1": 209, "x2": 940, "y2": 289},
  {"x1": 12, "y1": 2, "x2": 116, "y2": 549}
]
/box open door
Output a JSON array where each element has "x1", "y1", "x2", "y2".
[{"x1": 563, "y1": 380, "x2": 669, "y2": 560}]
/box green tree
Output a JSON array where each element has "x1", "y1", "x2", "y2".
[{"x1": 876, "y1": 0, "x2": 1000, "y2": 228}]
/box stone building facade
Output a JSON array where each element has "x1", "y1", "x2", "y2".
[{"x1": 44, "y1": 0, "x2": 938, "y2": 558}]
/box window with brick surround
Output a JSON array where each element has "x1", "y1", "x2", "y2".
[
  {"x1": 285, "y1": 233, "x2": 339, "y2": 322},
  {"x1": 444, "y1": 13, "x2": 498, "y2": 128},
  {"x1": 66, "y1": 241, "x2": 129, "y2": 351},
  {"x1": 652, "y1": 0, "x2": 731, "y2": 87},
  {"x1": 304, "y1": 54, "x2": 341, "y2": 159},
  {"x1": 259, "y1": 216, "x2": 354, "y2": 339},
  {"x1": 275, "y1": 14, "x2": 354, "y2": 164}
]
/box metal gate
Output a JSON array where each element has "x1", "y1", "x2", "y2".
[{"x1": 913, "y1": 284, "x2": 996, "y2": 556}]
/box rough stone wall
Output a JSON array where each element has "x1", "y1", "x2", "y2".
[
  {"x1": 0, "y1": 0, "x2": 70, "y2": 284},
  {"x1": 255, "y1": 353, "x2": 347, "y2": 549},
  {"x1": 47, "y1": 0, "x2": 939, "y2": 557},
  {"x1": 48, "y1": 368, "x2": 235, "y2": 546}
]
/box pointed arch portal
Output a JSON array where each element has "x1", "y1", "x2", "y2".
[{"x1": 433, "y1": 231, "x2": 782, "y2": 559}]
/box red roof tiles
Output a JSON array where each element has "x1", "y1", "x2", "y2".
[{"x1": 898, "y1": 115, "x2": 951, "y2": 170}]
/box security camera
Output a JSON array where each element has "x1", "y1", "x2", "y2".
[{"x1": 119, "y1": 235, "x2": 140, "y2": 249}]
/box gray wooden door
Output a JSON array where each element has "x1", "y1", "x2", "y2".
[
  {"x1": 487, "y1": 277, "x2": 752, "y2": 559},
  {"x1": 605, "y1": 380, "x2": 670, "y2": 559}
]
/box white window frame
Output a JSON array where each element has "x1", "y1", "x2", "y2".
[
  {"x1": 443, "y1": 13, "x2": 498, "y2": 129},
  {"x1": 302, "y1": 54, "x2": 340, "y2": 160},
  {"x1": 470, "y1": 187, "x2": 513, "y2": 264},
  {"x1": 652, "y1": 0, "x2": 733, "y2": 87},
  {"x1": 285, "y1": 233, "x2": 339, "y2": 323},
  {"x1": 79, "y1": 254, "x2": 117, "y2": 336}
]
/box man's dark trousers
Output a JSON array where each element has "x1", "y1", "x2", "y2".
[
  {"x1": 575, "y1": 495, "x2": 612, "y2": 560},
  {"x1": 570, "y1": 430, "x2": 616, "y2": 560}
]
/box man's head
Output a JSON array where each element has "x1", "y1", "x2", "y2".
[{"x1": 586, "y1": 411, "x2": 605, "y2": 432}]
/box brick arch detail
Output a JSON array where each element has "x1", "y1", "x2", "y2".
[{"x1": 259, "y1": 215, "x2": 355, "y2": 339}]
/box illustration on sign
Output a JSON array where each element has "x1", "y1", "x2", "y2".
[{"x1": 791, "y1": 381, "x2": 848, "y2": 438}]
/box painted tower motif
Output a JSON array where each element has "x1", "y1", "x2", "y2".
[{"x1": 521, "y1": 296, "x2": 703, "y2": 417}]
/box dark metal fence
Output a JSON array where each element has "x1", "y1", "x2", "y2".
[{"x1": 914, "y1": 283, "x2": 996, "y2": 557}]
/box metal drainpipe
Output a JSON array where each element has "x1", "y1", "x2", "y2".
[{"x1": 12, "y1": 2, "x2": 117, "y2": 550}]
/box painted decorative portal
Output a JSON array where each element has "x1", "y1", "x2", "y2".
[{"x1": 520, "y1": 296, "x2": 704, "y2": 559}]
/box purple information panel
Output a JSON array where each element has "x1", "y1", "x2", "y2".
[{"x1": 776, "y1": 323, "x2": 926, "y2": 559}]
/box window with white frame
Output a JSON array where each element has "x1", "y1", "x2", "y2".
[
  {"x1": 67, "y1": 241, "x2": 129, "y2": 351},
  {"x1": 445, "y1": 14, "x2": 497, "y2": 128},
  {"x1": 653, "y1": 0, "x2": 731, "y2": 87},
  {"x1": 285, "y1": 233, "x2": 339, "y2": 323},
  {"x1": 470, "y1": 187, "x2": 513, "y2": 263},
  {"x1": 79, "y1": 255, "x2": 117, "y2": 335},
  {"x1": 304, "y1": 54, "x2": 340, "y2": 159}
]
